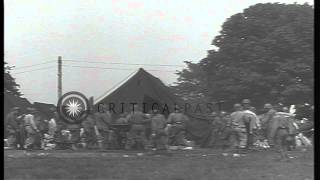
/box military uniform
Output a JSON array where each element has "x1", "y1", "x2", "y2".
[
  {"x1": 81, "y1": 114, "x2": 97, "y2": 149},
  {"x1": 167, "y1": 112, "x2": 189, "y2": 146},
  {"x1": 125, "y1": 111, "x2": 150, "y2": 150},
  {"x1": 261, "y1": 108, "x2": 277, "y2": 145},
  {"x1": 24, "y1": 113, "x2": 40, "y2": 149},
  {"x1": 269, "y1": 112, "x2": 296, "y2": 159},
  {"x1": 5, "y1": 110, "x2": 20, "y2": 148},
  {"x1": 230, "y1": 110, "x2": 247, "y2": 149},
  {"x1": 242, "y1": 110, "x2": 259, "y2": 148},
  {"x1": 94, "y1": 111, "x2": 112, "y2": 149},
  {"x1": 150, "y1": 113, "x2": 168, "y2": 150},
  {"x1": 67, "y1": 122, "x2": 82, "y2": 150}
]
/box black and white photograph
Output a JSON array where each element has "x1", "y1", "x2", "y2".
[{"x1": 4, "y1": 0, "x2": 314, "y2": 179}]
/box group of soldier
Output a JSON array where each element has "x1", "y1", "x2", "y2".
[
  {"x1": 5, "y1": 99, "x2": 312, "y2": 159},
  {"x1": 5, "y1": 104, "x2": 190, "y2": 154},
  {"x1": 208, "y1": 99, "x2": 312, "y2": 160}
]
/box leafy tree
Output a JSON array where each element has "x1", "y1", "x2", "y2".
[
  {"x1": 171, "y1": 61, "x2": 209, "y2": 104},
  {"x1": 4, "y1": 61, "x2": 22, "y2": 96},
  {"x1": 172, "y1": 3, "x2": 314, "y2": 110}
]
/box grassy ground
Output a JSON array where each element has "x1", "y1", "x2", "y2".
[{"x1": 4, "y1": 148, "x2": 313, "y2": 180}]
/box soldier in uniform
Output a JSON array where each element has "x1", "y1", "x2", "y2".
[
  {"x1": 81, "y1": 112, "x2": 97, "y2": 149},
  {"x1": 125, "y1": 104, "x2": 150, "y2": 150},
  {"x1": 94, "y1": 104, "x2": 112, "y2": 149},
  {"x1": 167, "y1": 107, "x2": 189, "y2": 146},
  {"x1": 230, "y1": 104, "x2": 247, "y2": 151},
  {"x1": 269, "y1": 112, "x2": 296, "y2": 160},
  {"x1": 150, "y1": 108, "x2": 168, "y2": 152},
  {"x1": 5, "y1": 107, "x2": 22, "y2": 149},
  {"x1": 67, "y1": 122, "x2": 82, "y2": 150},
  {"x1": 219, "y1": 112, "x2": 236, "y2": 149},
  {"x1": 261, "y1": 103, "x2": 277, "y2": 147},
  {"x1": 24, "y1": 108, "x2": 40, "y2": 150},
  {"x1": 113, "y1": 113, "x2": 129, "y2": 149},
  {"x1": 48, "y1": 107, "x2": 58, "y2": 137},
  {"x1": 241, "y1": 99, "x2": 259, "y2": 149}
]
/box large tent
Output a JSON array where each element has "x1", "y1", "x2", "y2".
[
  {"x1": 93, "y1": 68, "x2": 213, "y2": 146},
  {"x1": 94, "y1": 68, "x2": 185, "y2": 116}
]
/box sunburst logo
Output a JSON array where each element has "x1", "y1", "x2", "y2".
[
  {"x1": 57, "y1": 91, "x2": 89, "y2": 124},
  {"x1": 65, "y1": 99, "x2": 83, "y2": 117}
]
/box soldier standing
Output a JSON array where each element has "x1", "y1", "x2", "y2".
[
  {"x1": 94, "y1": 104, "x2": 112, "y2": 149},
  {"x1": 81, "y1": 112, "x2": 97, "y2": 149},
  {"x1": 67, "y1": 123, "x2": 82, "y2": 150},
  {"x1": 48, "y1": 108, "x2": 58, "y2": 137},
  {"x1": 270, "y1": 112, "x2": 296, "y2": 160},
  {"x1": 230, "y1": 104, "x2": 247, "y2": 151},
  {"x1": 241, "y1": 99, "x2": 259, "y2": 149},
  {"x1": 24, "y1": 108, "x2": 40, "y2": 150},
  {"x1": 167, "y1": 107, "x2": 189, "y2": 146},
  {"x1": 5, "y1": 107, "x2": 22, "y2": 149},
  {"x1": 261, "y1": 103, "x2": 277, "y2": 147},
  {"x1": 150, "y1": 108, "x2": 168, "y2": 152},
  {"x1": 125, "y1": 104, "x2": 150, "y2": 150}
]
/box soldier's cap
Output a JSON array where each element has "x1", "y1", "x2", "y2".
[
  {"x1": 242, "y1": 99, "x2": 251, "y2": 104},
  {"x1": 233, "y1": 103, "x2": 242, "y2": 109},
  {"x1": 264, "y1": 103, "x2": 273, "y2": 109}
]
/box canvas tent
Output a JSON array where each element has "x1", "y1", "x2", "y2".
[
  {"x1": 94, "y1": 68, "x2": 185, "y2": 116},
  {"x1": 94, "y1": 68, "x2": 213, "y2": 146}
]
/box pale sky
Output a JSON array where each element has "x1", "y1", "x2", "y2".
[{"x1": 5, "y1": 0, "x2": 313, "y2": 104}]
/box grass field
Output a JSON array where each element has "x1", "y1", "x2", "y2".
[{"x1": 4, "y1": 148, "x2": 313, "y2": 180}]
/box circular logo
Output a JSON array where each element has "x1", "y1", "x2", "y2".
[{"x1": 57, "y1": 91, "x2": 89, "y2": 124}]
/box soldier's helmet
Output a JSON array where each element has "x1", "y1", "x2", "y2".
[
  {"x1": 264, "y1": 103, "x2": 273, "y2": 109},
  {"x1": 242, "y1": 99, "x2": 251, "y2": 104},
  {"x1": 233, "y1": 103, "x2": 242, "y2": 110}
]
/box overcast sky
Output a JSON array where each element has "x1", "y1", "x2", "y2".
[{"x1": 5, "y1": 0, "x2": 313, "y2": 104}]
